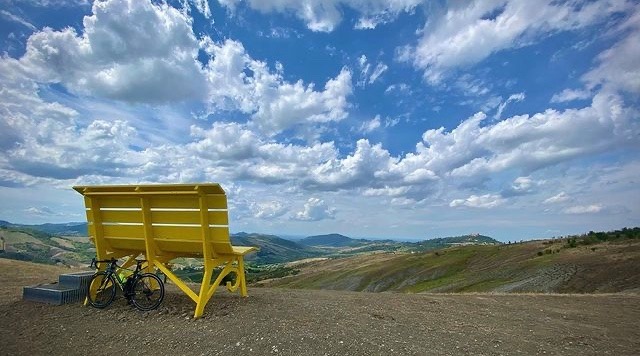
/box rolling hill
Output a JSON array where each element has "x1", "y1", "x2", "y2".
[
  {"x1": 0, "y1": 220, "x2": 87, "y2": 236},
  {"x1": 298, "y1": 233, "x2": 369, "y2": 247},
  {"x1": 0, "y1": 221, "x2": 502, "y2": 266},
  {"x1": 231, "y1": 232, "x2": 323, "y2": 264},
  {"x1": 260, "y1": 228, "x2": 640, "y2": 294},
  {"x1": 3, "y1": 219, "x2": 638, "y2": 295},
  {"x1": 0, "y1": 226, "x2": 322, "y2": 267},
  {"x1": 0, "y1": 226, "x2": 93, "y2": 266}
]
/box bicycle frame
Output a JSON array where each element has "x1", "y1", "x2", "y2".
[
  {"x1": 87, "y1": 257, "x2": 165, "y2": 311},
  {"x1": 91, "y1": 258, "x2": 146, "y2": 296}
]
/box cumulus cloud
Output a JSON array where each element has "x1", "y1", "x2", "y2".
[
  {"x1": 218, "y1": 0, "x2": 421, "y2": 32},
  {"x1": 438, "y1": 92, "x2": 639, "y2": 179},
  {"x1": 0, "y1": 0, "x2": 637, "y2": 225},
  {"x1": 400, "y1": 0, "x2": 630, "y2": 83},
  {"x1": 251, "y1": 201, "x2": 288, "y2": 219},
  {"x1": 450, "y1": 194, "x2": 505, "y2": 208},
  {"x1": 307, "y1": 139, "x2": 395, "y2": 190},
  {"x1": 202, "y1": 38, "x2": 353, "y2": 135},
  {"x1": 9, "y1": 0, "x2": 354, "y2": 136},
  {"x1": 17, "y1": 0, "x2": 207, "y2": 103},
  {"x1": 293, "y1": 198, "x2": 336, "y2": 221},
  {"x1": 501, "y1": 176, "x2": 540, "y2": 197}
]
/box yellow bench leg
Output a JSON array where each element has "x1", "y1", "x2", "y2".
[
  {"x1": 237, "y1": 257, "x2": 248, "y2": 297},
  {"x1": 194, "y1": 264, "x2": 213, "y2": 319}
]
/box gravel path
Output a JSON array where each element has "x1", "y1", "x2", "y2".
[{"x1": 2, "y1": 285, "x2": 639, "y2": 355}]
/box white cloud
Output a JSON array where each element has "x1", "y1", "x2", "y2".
[
  {"x1": 494, "y1": 92, "x2": 525, "y2": 120},
  {"x1": 307, "y1": 139, "x2": 395, "y2": 190},
  {"x1": 502, "y1": 176, "x2": 541, "y2": 197},
  {"x1": 582, "y1": 9, "x2": 640, "y2": 95},
  {"x1": 368, "y1": 62, "x2": 388, "y2": 84},
  {"x1": 441, "y1": 92, "x2": 639, "y2": 179},
  {"x1": 363, "y1": 186, "x2": 409, "y2": 197},
  {"x1": 202, "y1": 38, "x2": 353, "y2": 135},
  {"x1": 18, "y1": 0, "x2": 91, "y2": 6},
  {"x1": 450, "y1": 194, "x2": 505, "y2": 208},
  {"x1": 218, "y1": 0, "x2": 421, "y2": 32},
  {"x1": 251, "y1": 201, "x2": 288, "y2": 219},
  {"x1": 1, "y1": 10, "x2": 37, "y2": 31},
  {"x1": 563, "y1": 204, "x2": 603, "y2": 214},
  {"x1": 189, "y1": 122, "x2": 261, "y2": 160},
  {"x1": 17, "y1": 0, "x2": 207, "y2": 103},
  {"x1": 401, "y1": 0, "x2": 630, "y2": 83},
  {"x1": 544, "y1": 192, "x2": 570, "y2": 204},
  {"x1": 359, "y1": 115, "x2": 381, "y2": 134},
  {"x1": 294, "y1": 198, "x2": 336, "y2": 221},
  {"x1": 384, "y1": 83, "x2": 411, "y2": 94},
  {"x1": 356, "y1": 55, "x2": 388, "y2": 87},
  {"x1": 5, "y1": 0, "x2": 357, "y2": 141},
  {"x1": 189, "y1": 0, "x2": 212, "y2": 18},
  {"x1": 512, "y1": 176, "x2": 533, "y2": 190},
  {"x1": 550, "y1": 88, "x2": 592, "y2": 103},
  {"x1": 25, "y1": 206, "x2": 65, "y2": 216},
  {"x1": 252, "y1": 67, "x2": 353, "y2": 135}
]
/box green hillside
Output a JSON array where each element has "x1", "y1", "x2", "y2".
[
  {"x1": 231, "y1": 232, "x2": 323, "y2": 264},
  {"x1": 298, "y1": 233, "x2": 368, "y2": 247},
  {"x1": 4, "y1": 220, "x2": 638, "y2": 294},
  {"x1": 0, "y1": 220, "x2": 87, "y2": 236},
  {"x1": 260, "y1": 228, "x2": 640, "y2": 294},
  {"x1": 0, "y1": 227, "x2": 94, "y2": 266}
]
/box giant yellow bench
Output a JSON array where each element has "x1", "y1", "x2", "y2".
[{"x1": 73, "y1": 183, "x2": 258, "y2": 318}]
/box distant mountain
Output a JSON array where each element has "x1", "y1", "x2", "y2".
[
  {"x1": 231, "y1": 232, "x2": 323, "y2": 264},
  {"x1": 412, "y1": 234, "x2": 501, "y2": 251},
  {"x1": 297, "y1": 233, "x2": 499, "y2": 250},
  {"x1": 0, "y1": 221, "x2": 88, "y2": 236},
  {"x1": 298, "y1": 233, "x2": 368, "y2": 247},
  {"x1": 0, "y1": 219, "x2": 500, "y2": 266}
]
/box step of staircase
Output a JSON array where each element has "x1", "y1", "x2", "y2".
[{"x1": 23, "y1": 271, "x2": 94, "y2": 305}]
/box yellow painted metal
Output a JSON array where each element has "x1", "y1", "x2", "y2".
[{"x1": 74, "y1": 183, "x2": 258, "y2": 318}]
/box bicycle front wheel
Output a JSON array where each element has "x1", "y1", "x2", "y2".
[
  {"x1": 130, "y1": 273, "x2": 165, "y2": 311},
  {"x1": 87, "y1": 272, "x2": 116, "y2": 309}
]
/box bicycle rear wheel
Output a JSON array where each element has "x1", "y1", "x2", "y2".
[
  {"x1": 130, "y1": 273, "x2": 165, "y2": 311},
  {"x1": 87, "y1": 272, "x2": 116, "y2": 308}
]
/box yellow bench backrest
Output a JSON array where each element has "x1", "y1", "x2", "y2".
[{"x1": 73, "y1": 183, "x2": 232, "y2": 257}]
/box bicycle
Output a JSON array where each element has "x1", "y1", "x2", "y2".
[{"x1": 87, "y1": 258, "x2": 165, "y2": 311}]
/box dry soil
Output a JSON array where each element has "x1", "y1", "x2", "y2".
[{"x1": 1, "y1": 258, "x2": 639, "y2": 356}]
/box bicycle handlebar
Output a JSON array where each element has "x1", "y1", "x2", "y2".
[{"x1": 90, "y1": 257, "x2": 148, "y2": 269}]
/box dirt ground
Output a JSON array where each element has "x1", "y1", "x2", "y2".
[{"x1": 1, "y1": 259, "x2": 639, "y2": 356}]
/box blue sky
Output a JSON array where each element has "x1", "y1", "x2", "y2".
[{"x1": 0, "y1": 0, "x2": 638, "y2": 241}]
